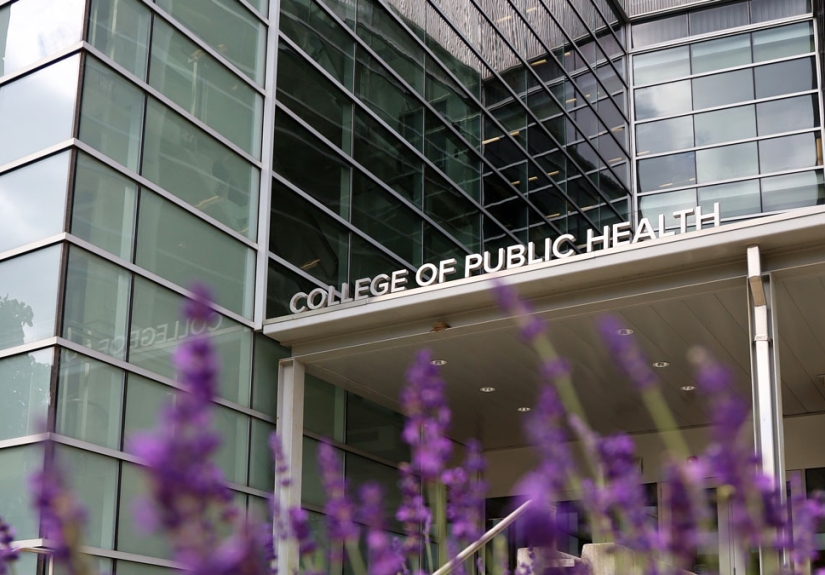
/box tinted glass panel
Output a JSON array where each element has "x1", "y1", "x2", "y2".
[
  {"x1": 638, "y1": 152, "x2": 696, "y2": 192},
  {"x1": 757, "y1": 95, "x2": 819, "y2": 136},
  {"x1": 698, "y1": 179, "x2": 761, "y2": 218},
  {"x1": 694, "y1": 105, "x2": 756, "y2": 147},
  {"x1": 0, "y1": 246, "x2": 61, "y2": 351},
  {"x1": 304, "y1": 375, "x2": 344, "y2": 440},
  {"x1": 696, "y1": 142, "x2": 759, "y2": 183},
  {"x1": 0, "y1": 55, "x2": 79, "y2": 167},
  {"x1": 639, "y1": 189, "x2": 697, "y2": 228},
  {"x1": 0, "y1": 349, "x2": 52, "y2": 441},
  {"x1": 692, "y1": 69, "x2": 753, "y2": 111},
  {"x1": 635, "y1": 81, "x2": 692, "y2": 120},
  {"x1": 251, "y1": 334, "x2": 287, "y2": 418},
  {"x1": 753, "y1": 22, "x2": 814, "y2": 62},
  {"x1": 689, "y1": 2, "x2": 748, "y2": 36},
  {"x1": 690, "y1": 34, "x2": 751, "y2": 74},
  {"x1": 123, "y1": 373, "x2": 173, "y2": 440},
  {"x1": 632, "y1": 14, "x2": 687, "y2": 48},
  {"x1": 214, "y1": 405, "x2": 249, "y2": 484},
  {"x1": 761, "y1": 170, "x2": 824, "y2": 211},
  {"x1": 88, "y1": 0, "x2": 150, "y2": 78},
  {"x1": 751, "y1": 0, "x2": 811, "y2": 23},
  {"x1": 117, "y1": 462, "x2": 172, "y2": 558},
  {"x1": 0, "y1": 445, "x2": 42, "y2": 539},
  {"x1": 633, "y1": 46, "x2": 689, "y2": 86},
  {"x1": 249, "y1": 419, "x2": 276, "y2": 490},
  {"x1": 0, "y1": 152, "x2": 69, "y2": 253},
  {"x1": 758, "y1": 133, "x2": 819, "y2": 173},
  {"x1": 346, "y1": 394, "x2": 408, "y2": 463},
  {"x1": 754, "y1": 58, "x2": 815, "y2": 99},
  {"x1": 636, "y1": 116, "x2": 694, "y2": 156}
]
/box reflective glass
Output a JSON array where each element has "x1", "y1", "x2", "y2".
[
  {"x1": 692, "y1": 69, "x2": 754, "y2": 111},
  {"x1": 155, "y1": 0, "x2": 266, "y2": 84},
  {"x1": 135, "y1": 190, "x2": 255, "y2": 318},
  {"x1": 757, "y1": 95, "x2": 819, "y2": 136},
  {"x1": 249, "y1": 419, "x2": 276, "y2": 490},
  {"x1": 349, "y1": 234, "x2": 407, "y2": 289},
  {"x1": 0, "y1": 445, "x2": 42, "y2": 539},
  {"x1": 266, "y1": 260, "x2": 319, "y2": 319},
  {"x1": 758, "y1": 133, "x2": 819, "y2": 173},
  {"x1": 637, "y1": 152, "x2": 696, "y2": 193},
  {"x1": 270, "y1": 182, "x2": 350, "y2": 287},
  {"x1": 426, "y1": 60, "x2": 481, "y2": 147},
  {"x1": 251, "y1": 334, "x2": 287, "y2": 418},
  {"x1": 55, "y1": 445, "x2": 118, "y2": 549},
  {"x1": 0, "y1": 349, "x2": 52, "y2": 441},
  {"x1": 304, "y1": 375, "x2": 344, "y2": 441},
  {"x1": 345, "y1": 453, "x2": 403, "y2": 531},
  {"x1": 123, "y1": 374, "x2": 174, "y2": 441},
  {"x1": 87, "y1": 0, "x2": 150, "y2": 78},
  {"x1": 142, "y1": 98, "x2": 259, "y2": 239},
  {"x1": 636, "y1": 116, "x2": 694, "y2": 156},
  {"x1": 634, "y1": 80, "x2": 692, "y2": 120},
  {"x1": 63, "y1": 247, "x2": 131, "y2": 359},
  {"x1": 150, "y1": 19, "x2": 263, "y2": 157},
  {"x1": 71, "y1": 153, "x2": 137, "y2": 260},
  {"x1": 0, "y1": 152, "x2": 69, "y2": 253},
  {"x1": 761, "y1": 170, "x2": 824, "y2": 211},
  {"x1": 690, "y1": 34, "x2": 751, "y2": 74},
  {"x1": 214, "y1": 405, "x2": 249, "y2": 484},
  {"x1": 633, "y1": 46, "x2": 689, "y2": 86},
  {"x1": 0, "y1": 246, "x2": 61, "y2": 351},
  {"x1": 753, "y1": 22, "x2": 814, "y2": 63},
  {"x1": 688, "y1": 2, "x2": 748, "y2": 36},
  {"x1": 0, "y1": 0, "x2": 84, "y2": 77},
  {"x1": 117, "y1": 462, "x2": 172, "y2": 558},
  {"x1": 346, "y1": 394, "x2": 408, "y2": 463},
  {"x1": 80, "y1": 58, "x2": 145, "y2": 172},
  {"x1": 632, "y1": 14, "x2": 687, "y2": 48},
  {"x1": 696, "y1": 142, "x2": 759, "y2": 183},
  {"x1": 639, "y1": 189, "x2": 697, "y2": 228},
  {"x1": 0, "y1": 55, "x2": 79, "y2": 167},
  {"x1": 115, "y1": 562, "x2": 176, "y2": 575},
  {"x1": 755, "y1": 58, "x2": 816, "y2": 99},
  {"x1": 698, "y1": 179, "x2": 761, "y2": 219},
  {"x1": 302, "y1": 436, "x2": 335, "y2": 507},
  {"x1": 425, "y1": 112, "x2": 480, "y2": 200},
  {"x1": 751, "y1": 0, "x2": 811, "y2": 23},
  {"x1": 694, "y1": 105, "x2": 756, "y2": 147},
  {"x1": 424, "y1": 169, "x2": 480, "y2": 251}
]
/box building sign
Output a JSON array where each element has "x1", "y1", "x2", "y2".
[{"x1": 289, "y1": 204, "x2": 721, "y2": 314}]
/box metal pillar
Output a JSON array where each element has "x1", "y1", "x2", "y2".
[
  {"x1": 276, "y1": 358, "x2": 305, "y2": 575},
  {"x1": 746, "y1": 245, "x2": 787, "y2": 574}
]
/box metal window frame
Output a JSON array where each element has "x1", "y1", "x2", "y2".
[{"x1": 636, "y1": 164, "x2": 825, "y2": 197}]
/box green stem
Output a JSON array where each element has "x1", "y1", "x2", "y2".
[
  {"x1": 641, "y1": 387, "x2": 690, "y2": 458},
  {"x1": 345, "y1": 539, "x2": 367, "y2": 575}
]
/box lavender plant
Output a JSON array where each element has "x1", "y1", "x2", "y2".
[{"x1": 2, "y1": 282, "x2": 824, "y2": 575}]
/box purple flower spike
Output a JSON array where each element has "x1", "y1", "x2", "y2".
[
  {"x1": 400, "y1": 350, "x2": 452, "y2": 481},
  {"x1": 660, "y1": 459, "x2": 709, "y2": 570},
  {"x1": 597, "y1": 315, "x2": 658, "y2": 391},
  {"x1": 442, "y1": 440, "x2": 487, "y2": 543},
  {"x1": 288, "y1": 508, "x2": 317, "y2": 558},
  {"x1": 492, "y1": 281, "x2": 546, "y2": 342},
  {"x1": 0, "y1": 516, "x2": 20, "y2": 575},
  {"x1": 396, "y1": 463, "x2": 430, "y2": 558},
  {"x1": 359, "y1": 484, "x2": 404, "y2": 575},
  {"x1": 208, "y1": 521, "x2": 270, "y2": 575},
  {"x1": 269, "y1": 434, "x2": 291, "y2": 488},
  {"x1": 317, "y1": 441, "x2": 357, "y2": 557}
]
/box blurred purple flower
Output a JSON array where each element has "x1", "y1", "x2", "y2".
[
  {"x1": 787, "y1": 477, "x2": 825, "y2": 570},
  {"x1": 442, "y1": 440, "x2": 487, "y2": 543},
  {"x1": 205, "y1": 522, "x2": 270, "y2": 575},
  {"x1": 269, "y1": 434, "x2": 291, "y2": 488},
  {"x1": 492, "y1": 281, "x2": 545, "y2": 343},
  {"x1": 359, "y1": 483, "x2": 404, "y2": 575},
  {"x1": 660, "y1": 459, "x2": 709, "y2": 570},
  {"x1": 396, "y1": 463, "x2": 430, "y2": 558},
  {"x1": 597, "y1": 316, "x2": 657, "y2": 391},
  {"x1": 318, "y1": 441, "x2": 357, "y2": 560},
  {"x1": 0, "y1": 516, "x2": 19, "y2": 575},
  {"x1": 288, "y1": 508, "x2": 316, "y2": 558},
  {"x1": 401, "y1": 350, "x2": 452, "y2": 481}
]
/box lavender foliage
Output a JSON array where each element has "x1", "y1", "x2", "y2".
[{"x1": 0, "y1": 516, "x2": 19, "y2": 575}]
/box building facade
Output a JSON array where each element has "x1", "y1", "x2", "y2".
[{"x1": 1, "y1": 0, "x2": 824, "y2": 574}]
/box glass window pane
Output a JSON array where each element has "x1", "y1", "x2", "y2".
[
  {"x1": 688, "y1": 2, "x2": 749, "y2": 36},
  {"x1": 757, "y1": 95, "x2": 819, "y2": 136},
  {"x1": 304, "y1": 375, "x2": 344, "y2": 441},
  {"x1": 249, "y1": 419, "x2": 276, "y2": 490},
  {"x1": 751, "y1": 0, "x2": 811, "y2": 23},
  {"x1": 692, "y1": 69, "x2": 754, "y2": 111},
  {"x1": 690, "y1": 34, "x2": 751, "y2": 75},
  {"x1": 63, "y1": 247, "x2": 131, "y2": 359},
  {"x1": 0, "y1": 349, "x2": 52, "y2": 441},
  {"x1": 79, "y1": 58, "x2": 144, "y2": 172},
  {"x1": 117, "y1": 462, "x2": 172, "y2": 558},
  {"x1": 0, "y1": 0, "x2": 84, "y2": 77},
  {"x1": 55, "y1": 445, "x2": 118, "y2": 549},
  {"x1": 759, "y1": 133, "x2": 820, "y2": 173},
  {"x1": 251, "y1": 334, "x2": 287, "y2": 418},
  {"x1": 0, "y1": 55, "x2": 79, "y2": 167},
  {"x1": 753, "y1": 22, "x2": 814, "y2": 63},
  {"x1": 149, "y1": 19, "x2": 263, "y2": 157},
  {"x1": 698, "y1": 179, "x2": 761, "y2": 219},
  {"x1": 424, "y1": 169, "x2": 480, "y2": 251},
  {"x1": 346, "y1": 394, "x2": 408, "y2": 463},
  {"x1": 694, "y1": 105, "x2": 756, "y2": 147},
  {"x1": 301, "y1": 436, "x2": 334, "y2": 508},
  {"x1": 638, "y1": 152, "x2": 696, "y2": 193},
  {"x1": 0, "y1": 246, "x2": 61, "y2": 351},
  {"x1": 696, "y1": 142, "x2": 759, "y2": 183},
  {"x1": 632, "y1": 14, "x2": 687, "y2": 48},
  {"x1": 123, "y1": 374, "x2": 174, "y2": 442},
  {"x1": 141, "y1": 99, "x2": 259, "y2": 239},
  {"x1": 214, "y1": 405, "x2": 249, "y2": 484},
  {"x1": 634, "y1": 80, "x2": 692, "y2": 120},
  {"x1": 135, "y1": 190, "x2": 255, "y2": 318},
  {"x1": 345, "y1": 453, "x2": 403, "y2": 532},
  {"x1": 762, "y1": 170, "x2": 824, "y2": 211},
  {"x1": 639, "y1": 189, "x2": 697, "y2": 228},
  {"x1": 266, "y1": 260, "x2": 319, "y2": 319},
  {"x1": 87, "y1": 0, "x2": 150, "y2": 79},
  {"x1": 755, "y1": 57, "x2": 816, "y2": 99},
  {"x1": 57, "y1": 350, "x2": 123, "y2": 449},
  {"x1": 115, "y1": 561, "x2": 177, "y2": 575},
  {"x1": 155, "y1": 0, "x2": 266, "y2": 84},
  {"x1": 0, "y1": 445, "x2": 42, "y2": 539},
  {"x1": 633, "y1": 46, "x2": 689, "y2": 86},
  {"x1": 636, "y1": 116, "x2": 694, "y2": 156},
  {"x1": 0, "y1": 152, "x2": 69, "y2": 253},
  {"x1": 70, "y1": 153, "x2": 137, "y2": 260}
]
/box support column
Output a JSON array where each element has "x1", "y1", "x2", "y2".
[
  {"x1": 276, "y1": 358, "x2": 305, "y2": 575},
  {"x1": 746, "y1": 245, "x2": 786, "y2": 574}
]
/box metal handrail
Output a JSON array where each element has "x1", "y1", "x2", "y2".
[{"x1": 431, "y1": 500, "x2": 533, "y2": 575}]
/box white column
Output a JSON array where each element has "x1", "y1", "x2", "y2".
[{"x1": 276, "y1": 357, "x2": 305, "y2": 575}]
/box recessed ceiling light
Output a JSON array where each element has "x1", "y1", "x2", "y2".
[
  {"x1": 681, "y1": 385, "x2": 696, "y2": 392},
  {"x1": 517, "y1": 406, "x2": 532, "y2": 412},
  {"x1": 653, "y1": 361, "x2": 670, "y2": 368},
  {"x1": 430, "y1": 359, "x2": 447, "y2": 366},
  {"x1": 480, "y1": 387, "x2": 496, "y2": 393},
  {"x1": 617, "y1": 328, "x2": 634, "y2": 336}
]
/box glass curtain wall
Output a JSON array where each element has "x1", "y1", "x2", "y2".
[
  {"x1": 631, "y1": 0, "x2": 824, "y2": 228},
  {"x1": 265, "y1": 0, "x2": 630, "y2": 317}
]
